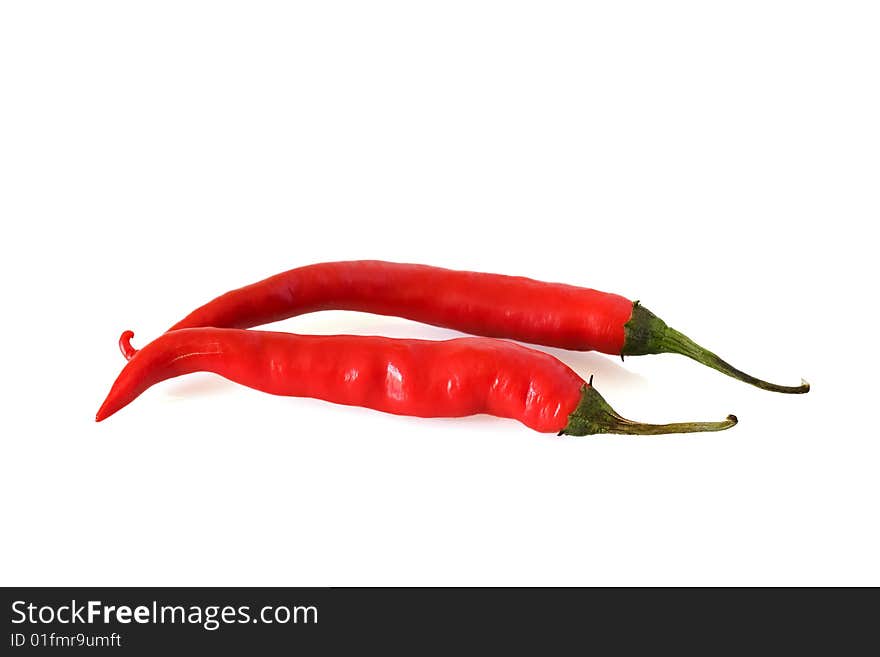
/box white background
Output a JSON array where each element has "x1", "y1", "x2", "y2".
[{"x1": 1, "y1": 2, "x2": 877, "y2": 586}]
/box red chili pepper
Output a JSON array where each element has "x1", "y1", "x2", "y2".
[
  {"x1": 98, "y1": 328, "x2": 737, "y2": 435},
  {"x1": 125, "y1": 260, "x2": 807, "y2": 394}
]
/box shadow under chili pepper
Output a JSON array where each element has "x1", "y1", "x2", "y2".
[
  {"x1": 540, "y1": 347, "x2": 649, "y2": 391},
  {"x1": 266, "y1": 312, "x2": 445, "y2": 339},
  {"x1": 164, "y1": 373, "x2": 237, "y2": 399}
]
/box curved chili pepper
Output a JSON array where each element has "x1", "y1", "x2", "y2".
[
  {"x1": 98, "y1": 328, "x2": 737, "y2": 436},
  {"x1": 124, "y1": 261, "x2": 808, "y2": 394}
]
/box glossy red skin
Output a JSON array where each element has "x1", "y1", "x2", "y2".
[
  {"x1": 97, "y1": 329, "x2": 586, "y2": 432},
  {"x1": 169, "y1": 261, "x2": 634, "y2": 354}
]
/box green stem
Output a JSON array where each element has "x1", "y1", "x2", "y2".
[
  {"x1": 622, "y1": 303, "x2": 810, "y2": 394},
  {"x1": 561, "y1": 384, "x2": 737, "y2": 436}
]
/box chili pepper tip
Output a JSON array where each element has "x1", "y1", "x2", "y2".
[
  {"x1": 119, "y1": 330, "x2": 138, "y2": 360},
  {"x1": 96, "y1": 393, "x2": 122, "y2": 422},
  {"x1": 95, "y1": 403, "x2": 110, "y2": 423}
]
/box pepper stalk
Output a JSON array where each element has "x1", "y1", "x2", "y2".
[
  {"x1": 622, "y1": 303, "x2": 810, "y2": 394},
  {"x1": 561, "y1": 383, "x2": 738, "y2": 436}
]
